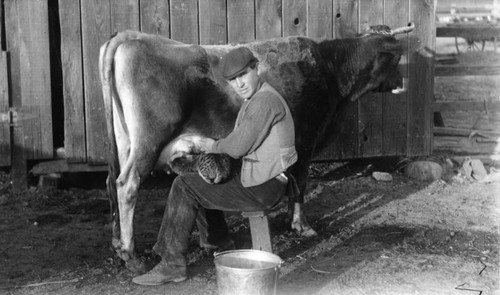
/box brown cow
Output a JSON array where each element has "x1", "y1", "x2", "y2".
[{"x1": 99, "y1": 24, "x2": 415, "y2": 272}]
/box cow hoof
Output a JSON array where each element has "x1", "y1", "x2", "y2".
[
  {"x1": 125, "y1": 256, "x2": 157, "y2": 275},
  {"x1": 292, "y1": 222, "x2": 318, "y2": 237}
]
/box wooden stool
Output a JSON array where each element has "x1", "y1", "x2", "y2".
[{"x1": 241, "y1": 210, "x2": 272, "y2": 252}]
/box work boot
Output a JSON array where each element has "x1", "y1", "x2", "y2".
[{"x1": 132, "y1": 259, "x2": 187, "y2": 286}]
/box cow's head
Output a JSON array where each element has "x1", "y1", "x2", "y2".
[{"x1": 320, "y1": 23, "x2": 416, "y2": 102}]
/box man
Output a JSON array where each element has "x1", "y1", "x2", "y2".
[{"x1": 133, "y1": 47, "x2": 297, "y2": 285}]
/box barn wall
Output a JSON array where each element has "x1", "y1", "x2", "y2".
[
  {"x1": 1, "y1": 0, "x2": 434, "y2": 167},
  {"x1": 3, "y1": 0, "x2": 53, "y2": 163}
]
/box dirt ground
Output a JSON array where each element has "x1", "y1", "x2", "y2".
[
  {"x1": 0, "y1": 156, "x2": 499, "y2": 295},
  {"x1": 1, "y1": 37, "x2": 500, "y2": 295}
]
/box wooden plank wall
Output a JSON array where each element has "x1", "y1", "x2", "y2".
[
  {"x1": 51, "y1": 0, "x2": 433, "y2": 164},
  {"x1": 0, "y1": 1, "x2": 9, "y2": 166},
  {"x1": 4, "y1": 0, "x2": 53, "y2": 162},
  {"x1": 0, "y1": 52, "x2": 10, "y2": 166},
  {"x1": 59, "y1": 0, "x2": 85, "y2": 162}
]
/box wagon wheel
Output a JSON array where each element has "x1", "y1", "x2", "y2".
[{"x1": 454, "y1": 37, "x2": 486, "y2": 54}]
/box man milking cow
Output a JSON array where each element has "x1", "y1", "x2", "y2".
[{"x1": 133, "y1": 47, "x2": 298, "y2": 285}]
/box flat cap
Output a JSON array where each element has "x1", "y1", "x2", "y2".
[{"x1": 221, "y1": 47, "x2": 256, "y2": 80}]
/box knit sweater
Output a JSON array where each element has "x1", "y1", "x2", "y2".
[{"x1": 209, "y1": 82, "x2": 297, "y2": 187}]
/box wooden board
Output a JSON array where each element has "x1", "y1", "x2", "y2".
[
  {"x1": 436, "y1": 25, "x2": 500, "y2": 39},
  {"x1": 227, "y1": 0, "x2": 254, "y2": 43},
  {"x1": 382, "y1": 0, "x2": 409, "y2": 156},
  {"x1": 17, "y1": 0, "x2": 53, "y2": 160},
  {"x1": 0, "y1": 52, "x2": 10, "y2": 167},
  {"x1": 5, "y1": 0, "x2": 25, "y2": 188},
  {"x1": 199, "y1": 0, "x2": 227, "y2": 45},
  {"x1": 139, "y1": 0, "x2": 170, "y2": 36},
  {"x1": 111, "y1": 0, "x2": 140, "y2": 32},
  {"x1": 81, "y1": 0, "x2": 111, "y2": 164},
  {"x1": 170, "y1": 0, "x2": 198, "y2": 43},
  {"x1": 408, "y1": 0, "x2": 435, "y2": 156},
  {"x1": 358, "y1": 0, "x2": 384, "y2": 158},
  {"x1": 0, "y1": 0, "x2": 3, "y2": 50},
  {"x1": 59, "y1": 0, "x2": 86, "y2": 163},
  {"x1": 333, "y1": 0, "x2": 359, "y2": 38},
  {"x1": 435, "y1": 66, "x2": 500, "y2": 76},
  {"x1": 307, "y1": 0, "x2": 333, "y2": 39},
  {"x1": 283, "y1": 0, "x2": 307, "y2": 37},
  {"x1": 330, "y1": 0, "x2": 359, "y2": 160},
  {"x1": 255, "y1": 0, "x2": 282, "y2": 40}
]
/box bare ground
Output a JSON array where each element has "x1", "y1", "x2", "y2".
[{"x1": 0, "y1": 158, "x2": 499, "y2": 295}]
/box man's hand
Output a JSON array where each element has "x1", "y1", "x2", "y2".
[
  {"x1": 182, "y1": 135, "x2": 215, "y2": 153},
  {"x1": 195, "y1": 137, "x2": 215, "y2": 153}
]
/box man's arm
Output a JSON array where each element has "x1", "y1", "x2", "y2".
[{"x1": 208, "y1": 93, "x2": 285, "y2": 158}]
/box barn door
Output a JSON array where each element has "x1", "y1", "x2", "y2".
[{"x1": 4, "y1": 0, "x2": 53, "y2": 165}]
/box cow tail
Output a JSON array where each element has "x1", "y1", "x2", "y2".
[
  {"x1": 99, "y1": 31, "x2": 144, "y2": 241},
  {"x1": 99, "y1": 37, "x2": 121, "y2": 240}
]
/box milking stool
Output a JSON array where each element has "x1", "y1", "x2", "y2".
[
  {"x1": 241, "y1": 172, "x2": 292, "y2": 252},
  {"x1": 241, "y1": 210, "x2": 273, "y2": 252}
]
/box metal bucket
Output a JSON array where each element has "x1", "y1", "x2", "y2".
[{"x1": 214, "y1": 250, "x2": 283, "y2": 295}]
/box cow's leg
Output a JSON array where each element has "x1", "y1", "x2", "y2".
[
  {"x1": 106, "y1": 175, "x2": 121, "y2": 251},
  {"x1": 111, "y1": 100, "x2": 161, "y2": 274},
  {"x1": 114, "y1": 149, "x2": 157, "y2": 274},
  {"x1": 290, "y1": 160, "x2": 317, "y2": 237},
  {"x1": 115, "y1": 159, "x2": 140, "y2": 260}
]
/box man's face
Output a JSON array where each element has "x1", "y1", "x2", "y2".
[{"x1": 228, "y1": 66, "x2": 259, "y2": 100}]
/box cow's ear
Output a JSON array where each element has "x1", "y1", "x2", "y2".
[{"x1": 399, "y1": 35, "x2": 421, "y2": 54}]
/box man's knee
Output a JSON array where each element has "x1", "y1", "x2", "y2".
[{"x1": 171, "y1": 174, "x2": 200, "y2": 199}]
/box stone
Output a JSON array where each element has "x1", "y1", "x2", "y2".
[
  {"x1": 405, "y1": 161, "x2": 443, "y2": 182},
  {"x1": 372, "y1": 171, "x2": 393, "y2": 182}
]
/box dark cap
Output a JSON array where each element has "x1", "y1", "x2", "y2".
[{"x1": 221, "y1": 47, "x2": 257, "y2": 80}]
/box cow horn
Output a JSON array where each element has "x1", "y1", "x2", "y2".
[{"x1": 391, "y1": 23, "x2": 415, "y2": 35}]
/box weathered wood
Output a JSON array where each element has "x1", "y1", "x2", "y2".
[
  {"x1": 31, "y1": 159, "x2": 108, "y2": 175},
  {"x1": 59, "y1": 0, "x2": 86, "y2": 163},
  {"x1": 333, "y1": 0, "x2": 359, "y2": 38},
  {"x1": 0, "y1": 52, "x2": 10, "y2": 167},
  {"x1": 0, "y1": 0, "x2": 3, "y2": 49},
  {"x1": 255, "y1": 0, "x2": 282, "y2": 40},
  {"x1": 358, "y1": 0, "x2": 384, "y2": 157},
  {"x1": 81, "y1": 0, "x2": 111, "y2": 164},
  {"x1": 242, "y1": 211, "x2": 272, "y2": 252},
  {"x1": 330, "y1": 0, "x2": 359, "y2": 160},
  {"x1": 139, "y1": 0, "x2": 170, "y2": 36},
  {"x1": 283, "y1": 0, "x2": 306, "y2": 37},
  {"x1": 382, "y1": 0, "x2": 410, "y2": 156},
  {"x1": 307, "y1": 0, "x2": 333, "y2": 39},
  {"x1": 408, "y1": 0, "x2": 434, "y2": 156},
  {"x1": 435, "y1": 66, "x2": 500, "y2": 77},
  {"x1": 434, "y1": 135, "x2": 500, "y2": 155},
  {"x1": 17, "y1": 0, "x2": 53, "y2": 160},
  {"x1": 434, "y1": 127, "x2": 500, "y2": 138},
  {"x1": 170, "y1": 0, "x2": 198, "y2": 44},
  {"x1": 433, "y1": 100, "x2": 500, "y2": 112},
  {"x1": 199, "y1": 0, "x2": 227, "y2": 45},
  {"x1": 436, "y1": 25, "x2": 500, "y2": 40},
  {"x1": 227, "y1": 0, "x2": 254, "y2": 43},
  {"x1": 5, "y1": 0, "x2": 26, "y2": 190},
  {"x1": 111, "y1": 0, "x2": 140, "y2": 32}
]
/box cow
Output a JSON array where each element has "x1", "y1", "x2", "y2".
[{"x1": 99, "y1": 24, "x2": 415, "y2": 273}]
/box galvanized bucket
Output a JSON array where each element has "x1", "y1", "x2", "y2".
[{"x1": 214, "y1": 249, "x2": 283, "y2": 295}]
